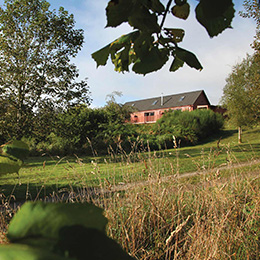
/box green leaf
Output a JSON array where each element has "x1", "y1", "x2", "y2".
[
  {"x1": 133, "y1": 32, "x2": 154, "y2": 57},
  {"x1": 174, "y1": 47, "x2": 203, "y2": 70},
  {"x1": 111, "y1": 46, "x2": 131, "y2": 72},
  {"x1": 138, "y1": 0, "x2": 165, "y2": 14},
  {"x1": 171, "y1": 3, "x2": 190, "y2": 20},
  {"x1": 1, "y1": 140, "x2": 29, "y2": 161},
  {"x1": 110, "y1": 31, "x2": 140, "y2": 51},
  {"x1": 133, "y1": 47, "x2": 169, "y2": 75},
  {"x1": 91, "y1": 44, "x2": 110, "y2": 67},
  {"x1": 128, "y1": 5, "x2": 160, "y2": 33},
  {"x1": 92, "y1": 31, "x2": 139, "y2": 69},
  {"x1": 170, "y1": 56, "x2": 184, "y2": 72},
  {"x1": 0, "y1": 155, "x2": 23, "y2": 176},
  {"x1": 164, "y1": 28, "x2": 185, "y2": 43},
  {"x1": 195, "y1": 0, "x2": 235, "y2": 37},
  {"x1": 6, "y1": 202, "x2": 135, "y2": 260},
  {"x1": 55, "y1": 226, "x2": 135, "y2": 260},
  {"x1": 7, "y1": 202, "x2": 108, "y2": 246},
  {"x1": 106, "y1": 0, "x2": 134, "y2": 27},
  {"x1": 0, "y1": 244, "x2": 71, "y2": 260},
  {"x1": 150, "y1": 0, "x2": 165, "y2": 14}
]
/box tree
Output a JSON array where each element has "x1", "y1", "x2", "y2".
[
  {"x1": 240, "y1": 0, "x2": 260, "y2": 55},
  {"x1": 92, "y1": 0, "x2": 235, "y2": 75},
  {"x1": 101, "y1": 91, "x2": 134, "y2": 146},
  {"x1": 221, "y1": 54, "x2": 260, "y2": 143},
  {"x1": 0, "y1": 0, "x2": 91, "y2": 139}
]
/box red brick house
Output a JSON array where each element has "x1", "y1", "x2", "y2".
[{"x1": 125, "y1": 90, "x2": 212, "y2": 124}]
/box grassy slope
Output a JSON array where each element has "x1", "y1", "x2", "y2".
[
  {"x1": 0, "y1": 126, "x2": 260, "y2": 201},
  {"x1": 1, "y1": 126, "x2": 260, "y2": 258}
]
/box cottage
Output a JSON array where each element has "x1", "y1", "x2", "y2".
[{"x1": 125, "y1": 90, "x2": 213, "y2": 124}]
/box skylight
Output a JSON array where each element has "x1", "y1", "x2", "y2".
[
  {"x1": 131, "y1": 103, "x2": 135, "y2": 106},
  {"x1": 152, "y1": 100, "x2": 158, "y2": 105},
  {"x1": 179, "y1": 96, "x2": 185, "y2": 101}
]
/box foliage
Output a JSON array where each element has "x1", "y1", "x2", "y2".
[
  {"x1": 153, "y1": 109, "x2": 224, "y2": 145},
  {"x1": 221, "y1": 54, "x2": 260, "y2": 142},
  {"x1": 54, "y1": 105, "x2": 107, "y2": 153},
  {"x1": 240, "y1": 0, "x2": 260, "y2": 55},
  {"x1": 19, "y1": 100, "x2": 134, "y2": 155},
  {"x1": 0, "y1": 0, "x2": 90, "y2": 138},
  {"x1": 0, "y1": 202, "x2": 135, "y2": 260},
  {"x1": 0, "y1": 140, "x2": 29, "y2": 176},
  {"x1": 92, "y1": 0, "x2": 235, "y2": 75},
  {"x1": 99, "y1": 92, "x2": 135, "y2": 148}
]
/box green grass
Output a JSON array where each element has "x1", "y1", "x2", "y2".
[{"x1": 1, "y1": 126, "x2": 260, "y2": 201}]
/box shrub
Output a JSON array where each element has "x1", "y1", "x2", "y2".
[{"x1": 154, "y1": 109, "x2": 224, "y2": 145}]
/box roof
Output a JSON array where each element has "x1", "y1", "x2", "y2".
[{"x1": 124, "y1": 90, "x2": 210, "y2": 111}]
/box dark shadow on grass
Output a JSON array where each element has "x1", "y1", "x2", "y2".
[
  {"x1": 0, "y1": 182, "x2": 110, "y2": 204},
  {"x1": 198, "y1": 129, "x2": 238, "y2": 145}
]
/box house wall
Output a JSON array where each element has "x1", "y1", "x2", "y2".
[
  {"x1": 193, "y1": 92, "x2": 210, "y2": 109},
  {"x1": 130, "y1": 105, "x2": 192, "y2": 124}
]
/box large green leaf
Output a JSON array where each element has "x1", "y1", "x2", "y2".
[
  {"x1": 111, "y1": 46, "x2": 131, "y2": 72},
  {"x1": 133, "y1": 32, "x2": 154, "y2": 57},
  {"x1": 170, "y1": 56, "x2": 185, "y2": 72},
  {"x1": 91, "y1": 44, "x2": 110, "y2": 67},
  {"x1": 7, "y1": 202, "x2": 108, "y2": 245},
  {"x1": 109, "y1": 31, "x2": 140, "y2": 51},
  {"x1": 150, "y1": 0, "x2": 165, "y2": 14},
  {"x1": 6, "y1": 202, "x2": 135, "y2": 260},
  {"x1": 195, "y1": 0, "x2": 235, "y2": 37},
  {"x1": 106, "y1": 0, "x2": 134, "y2": 27},
  {"x1": 55, "y1": 226, "x2": 135, "y2": 260},
  {"x1": 174, "y1": 47, "x2": 203, "y2": 70},
  {"x1": 1, "y1": 140, "x2": 29, "y2": 161},
  {"x1": 133, "y1": 47, "x2": 169, "y2": 75},
  {"x1": 0, "y1": 244, "x2": 71, "y2": 260},
  {"x1": 128, "y1": 4, "x2": 160, "y2": 33},
  {"x1": 0, "y1": 155, "x2": 23, "y2": 176},
  {"x1": 92, "y1": 31, "x2": 139, "y2": 69}
]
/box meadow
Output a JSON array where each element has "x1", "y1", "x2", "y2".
[{"x1": 0, "y1": 126, "x2": 260, "y2": 259}]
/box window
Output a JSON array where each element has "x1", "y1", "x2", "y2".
[
  {"x1": 179, "y1": 96, "x2": 185, "y2": 101},
  {"x1": 152, "y1": 100, "x2": 158, "y2": 105},
  {"x1": 144, "y1": 112, "x2": 155, "y2": 122},
  {"x1": 144, "y1": 112, "x2": 154, "y2": 116}
]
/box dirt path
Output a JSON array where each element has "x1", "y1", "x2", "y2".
[{"x1": 108, "y1": 158, "x2": 260, "y2": 193}]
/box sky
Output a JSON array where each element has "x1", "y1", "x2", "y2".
[{"x1": 0, "y1": 0, "x2": 257, "y2": 107}]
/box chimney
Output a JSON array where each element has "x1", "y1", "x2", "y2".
[{"x1": 161, "y1": 93, "x2": 163, "y2": 106}]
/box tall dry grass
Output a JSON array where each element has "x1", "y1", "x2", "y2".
[
  {"x1": 90, "y1": 143, "x2": 260, "y2": 260},
  {"x1": 100, "y1": 168, "x2": 259, "y2": 259}
]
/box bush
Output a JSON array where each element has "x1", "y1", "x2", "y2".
[{"x1": 153, "y1": 109, "x2": 224, "y2": 145}]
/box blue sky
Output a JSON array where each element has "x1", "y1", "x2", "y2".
[{"x1": 0, "y1": 0, "x2": 257, "y2": 107}]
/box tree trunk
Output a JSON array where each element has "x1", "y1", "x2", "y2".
[
  {"x1": 238, "y1": 126, "x2": 242, "y2": 144},
  {"x1": 16, "y1": 107, "x2": 23, "y2": 140}
]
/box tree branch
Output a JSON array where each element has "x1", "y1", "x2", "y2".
[{"x1": 160, "y1": 0, "x2": 173, "y2": 31}]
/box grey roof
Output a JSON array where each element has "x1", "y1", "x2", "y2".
[{"x1": 125, "y1": 90, "x2": 210, "y2": 111}]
